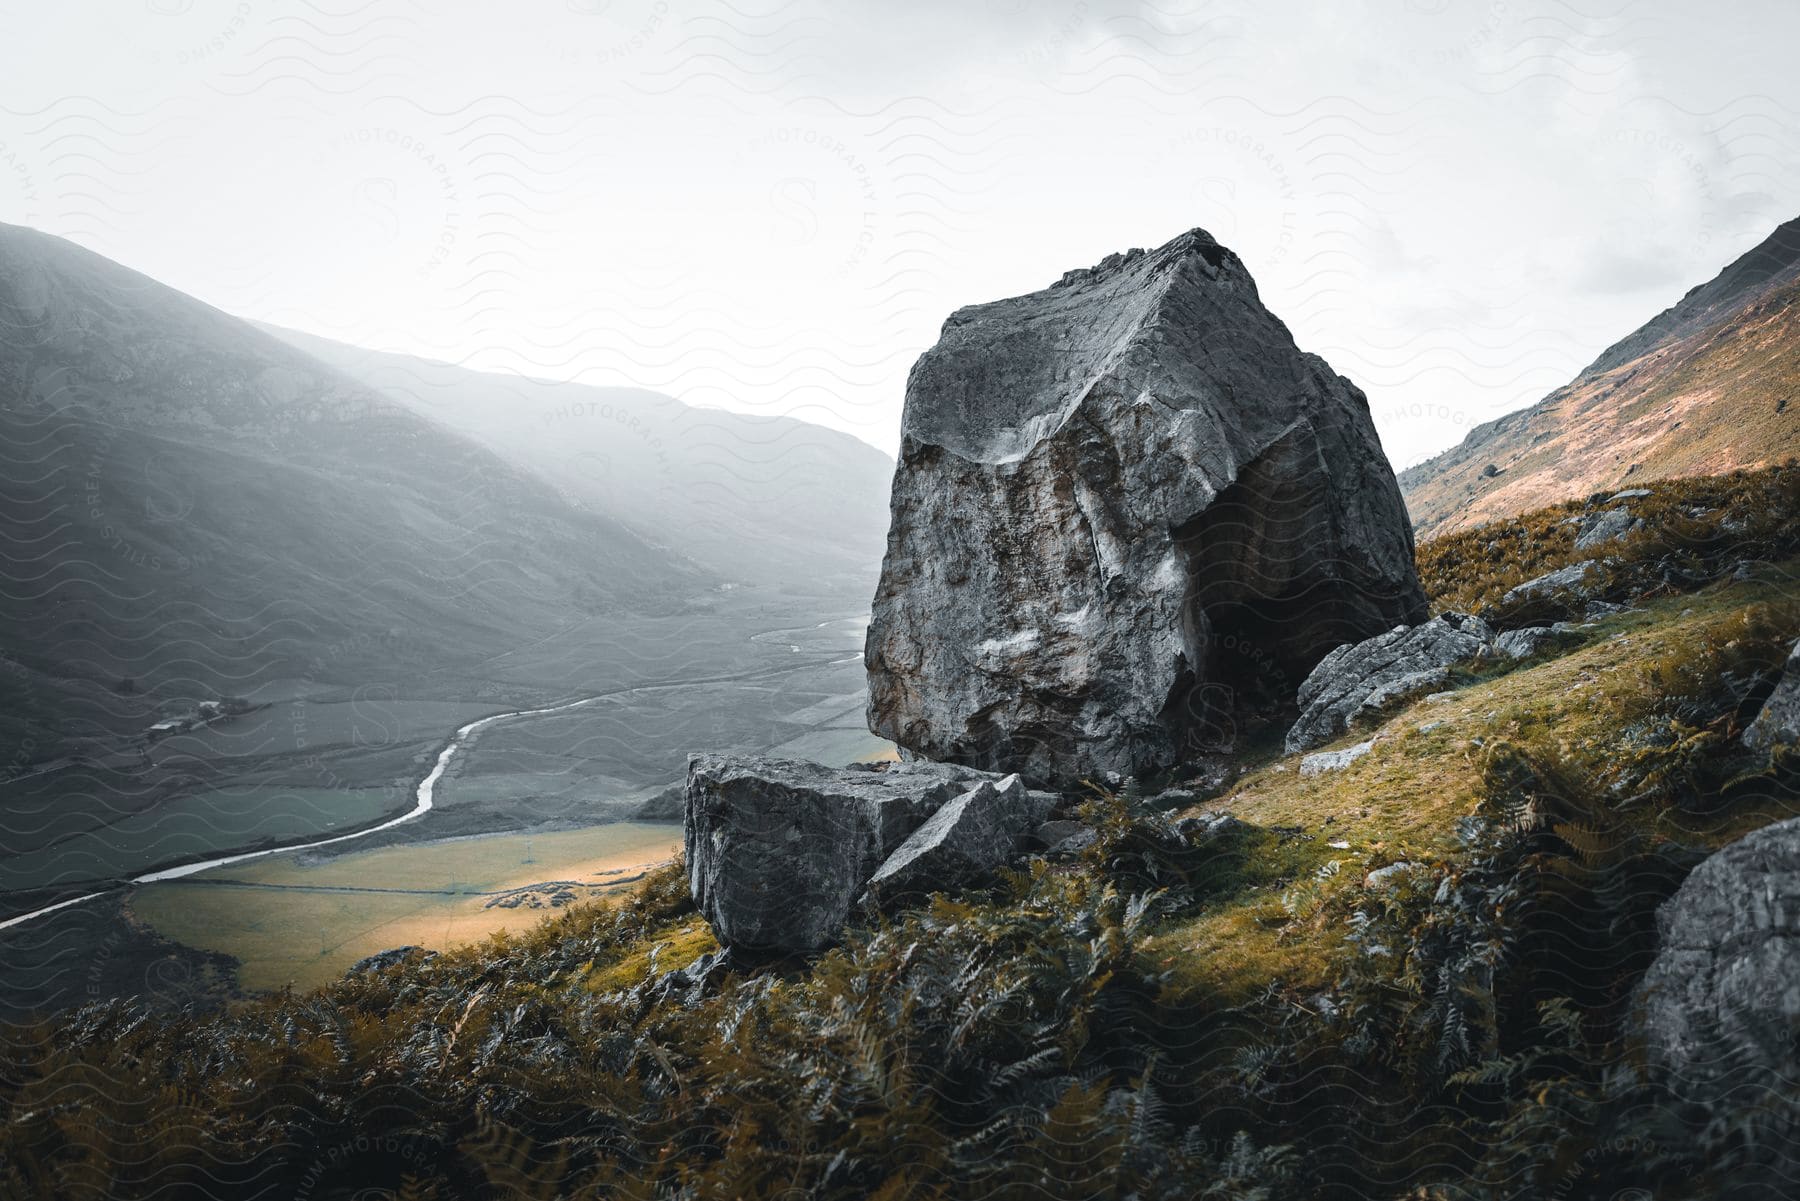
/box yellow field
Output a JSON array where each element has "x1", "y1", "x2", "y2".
[{"x1": 128, "y1": 823, "x2": 683, "y2": 993}]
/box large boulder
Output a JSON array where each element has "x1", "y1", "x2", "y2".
[
  {"x1": 1744, "y1": 637, "x2": 1800, "y2": 750},
  {"x1": 866, "y1": 228, "x2": 1426, "y2": 786},
  {"x1": 684, "y1": 754, "x2": 1058, "y2": 954},
  {"x1": 1285, "y1": 613, "x2": 1492, "y2": 753},
  {"x1": 1636, "y1": 816, "x2": 1800, "y2": 1122}
]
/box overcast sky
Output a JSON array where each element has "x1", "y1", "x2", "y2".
[{"x1": 3, "y1": 0, "x2": 1797, "y2": 467}]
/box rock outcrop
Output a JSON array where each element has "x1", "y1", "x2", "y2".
[
  {"x1": 685, "y1": 754, "x2": 1058, "y2": 954},
  {"x1": 1493, "y1": 623, "x2": 1583, "y2": 660},
  {"x1": 1636, "y1": 816, "x2": 1800, "y2": 1112},
  {"x1": 1285, "y1": 614, "x2": 1492, "y2": 753},
  {"x1": 1500, "y1": 561, "x2": 1601, "y2": 607},
  {"x1": 866, "y1": 228, "x2": 1426, "y2": 786},
  {"x1": 1744, "y1": 637, "x2": 1800, "y2": 750},
  {"x1": 861, "y1": 774, "x2": 1054, "y2": 906},
  {"x1": 1572, "y1": 506, "x2": 1642, "y2": 551}
]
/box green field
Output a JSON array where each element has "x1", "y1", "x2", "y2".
[
  {"x1": 3, "y1": 784, "x2": 407, "y2": 894},
  {"x1": 128, "y1": 822, "x2": 684, "y2": 992}
]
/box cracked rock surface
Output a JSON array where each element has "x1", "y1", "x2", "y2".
[
  {"x1": 1637, "y1": 816, "x2": 1800, "y2": 1115},
  {"x1": 1284, "y1": 613, "x2": 1492, "y2": 753},
  {"x1": 866, "y1": 228, "x2": 1425, "y2": 786},
  {"x1": 685, "y1": 754, "x2": 1058, "y2": 954}
]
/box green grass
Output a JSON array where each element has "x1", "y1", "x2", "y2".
[
  {"x1": 1, "y1": 785, "x2": 405, "y2": 894},
  {"x1": 127, "y1": 822, "x2": 684, "y2": 992}
]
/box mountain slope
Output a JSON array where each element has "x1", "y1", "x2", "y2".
[
  {"x1": 260, "y1": 327, "x2": 894, "y2": 593},
  {"x1": 1400, "y1": 216, "x2": 1800, "y2": 536},
  {"x1": 0, "y1": 223, "x2": 703, "y2": 763}
]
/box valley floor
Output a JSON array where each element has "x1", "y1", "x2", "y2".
[
  {"x1": 4, "y1": 468, "x2": 1798, "y2": 1199},
  {"x1": 0, "y1": 591, "x2": 889, "y2": 1013}
]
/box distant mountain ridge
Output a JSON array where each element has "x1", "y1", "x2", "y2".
[
  {"x1": 0, "y1": 224, "x2": 704, "y2": 763},
  {"x1": 1400, "y1": 216, "x2": 1800, "y2": 536},
  {"x1": 259, "y1": 327, "x2": 893, "y2": 592}
]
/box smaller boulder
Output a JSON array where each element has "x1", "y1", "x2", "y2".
[
  {"x1": 1142, "y1": 787, "x2": 1199, "y2": 812},
  {"x1": 1501, "y1": 560, "x2": 1601, "y2": 606},
  {"x1": 1573, "y1": 506, "x2": 1642, "y2": 551},
  {"x1": 1493, "y1": 623, "x2": 1583, "y2": 660},
  {"x1": 1285, "y1": 614, "x2": 1492, "y2": 753},
  {"x1": 1636, "y1": 816, "x2": 1800, "y2": 1115},
  {"x1": 1300, "y1": 737, "x2": 1378, "y2": 776},
  {"x1": 1174, "y1": 811, "x2": 1243, "y2": 842},
  {"x1": 862, "y1": 775, "x2": 1055, "y2": 906},
  {"x1": 1363, "y1": 861, "x2": 1421, "y2": 890},
  {"x1": 1744, "y1": 637, "x2": 1800, "y2": 750},
  {"x1": 347, "y1": 946, "x2": 436, "y2": 976},
  {"x1": 1034, "y1": 819, "x2": 1098, "y2": 854},
  {"x1": 686, "y1": 754, "x2": 1059, "y2": 954}
]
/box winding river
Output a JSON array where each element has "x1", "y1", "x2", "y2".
[{"x1": 0, "y1": 646, "x2": 851, "y2": 933}]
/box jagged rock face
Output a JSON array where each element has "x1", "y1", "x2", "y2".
[
  {"x1": 1637, "y1": 816, "x2": 1800, "y2": 1117},
  {"x1": 1744, "y1": 637, "x2": 1800, "y2": 750},
  {"x1": 684, "y1": 754, "x2": 1058, "y2": 954},
  {"x1": 866, "y1": 229, "x2": 1426, "y2": 786},
  {"x1": 1285, "y1": 613, "x2": 1492, "y2": 753},
  {"x1": 860, "y1": 774, "x2": 1054, "y2": 907}
]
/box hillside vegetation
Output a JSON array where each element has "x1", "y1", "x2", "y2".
[
  {"x1": 1400, "y1": 216, "x2": 1800, "y2": 536},
  {"x1": 2, "y1": 468, "x2": 1799, "y2": 1200}
]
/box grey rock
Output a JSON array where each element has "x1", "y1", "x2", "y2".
[
  {"x1": 1573, "y1": 506, "x2": 1642, "y2": 551},
  {"x1": 1501, "y1": 560, "x2": 1601, "y2": 606},
  {"x1": 648, "y1": 947, "x2": 738, "y2": 1007},
  {"x1": 1733, "y1": 559, "x2": 1777, "y2": 583},
  {"x1": 1142, "y1": 787, "x2": 1199, "y2": 812},
  {"x1": 633, "y1": 782, "x2": 684, "y2": 821},
  {"x1": 347, "y1": 946, "x2": 435, "y2": 976},
  {"x1": 684, "y1": 753, "x2": 1057, "y2": 953},
  {"x1": 1300, "y1": 737, "x2": 1378, "y2": 776},
  {"x1": 862, "y1": 774, "x2": 1056, "y2": 905},
  {"x1": 1744, "y1": 638, "x2": 1800, "y2": 750},
  {"x1": 1033, "y1": 819, "x2": 1097, "y2": 851},
  {"x1": 1637, "y1": 816, "x2": 1800, "y2": 1107},
  {"x1": 865, "y1": 228, "x2": 1426, "y2": 787},
  {"x1": 1363, "y1": 861, "x2": 1421, "y2": 890},
  {"x1": 1493, "y1": 624, "x2": 1582, "y2": 660},
  {"x1": 1285, "y1": 614, "x2": 1491, "y2": 753},
  {"x1": 1609, "y1": 488, "x2": 1652, "y2": 501},
  {"x1": 1174, "y1": 811, "x2": 1244, "y2": 842},
  {"x1": 1178, "y1": 756, "x2": 1235, "y2": 796}
]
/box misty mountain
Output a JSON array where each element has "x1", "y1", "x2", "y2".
[
  {"x1": 0, "y1": 223, "x2": 705, "y2": 763},
  {"x1": 1400, "y1": 216, "x2": 1800, "y2": 535},
  {"x1": 260, "y1": 327, "x2": 894, "y2": 593}
]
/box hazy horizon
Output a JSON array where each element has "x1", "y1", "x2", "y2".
[{"x1": 6, "y1": 0, "x2": 1800, "y2": 468}]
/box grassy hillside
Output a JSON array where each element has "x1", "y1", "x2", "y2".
[
  {"x1": 262, "y1": 326, "x2": 895, "y2": 595},
  {"x1": 2, "y1": 469, "x2": 1798, "y2": 1199},
  {"x1": 1400, "y1": 217, "x2": 1800, "y2": 536},
  {"x1": 0, "y1": 223, "x2": 706, "y2": 768}
]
